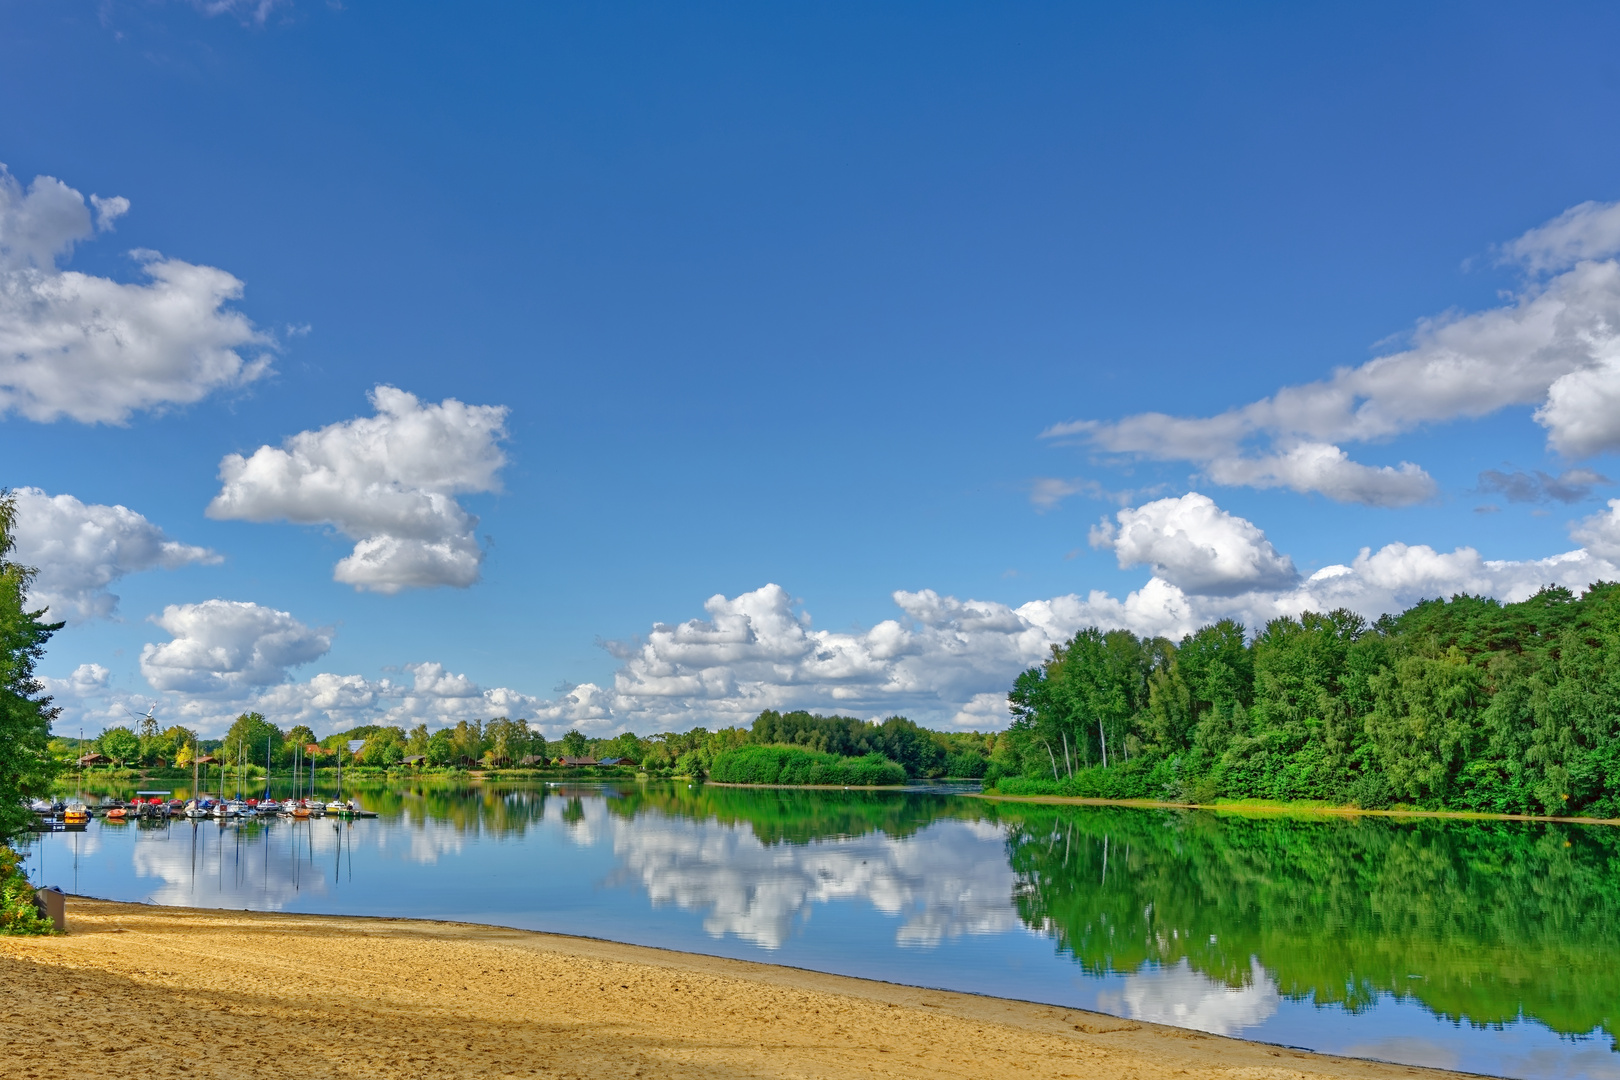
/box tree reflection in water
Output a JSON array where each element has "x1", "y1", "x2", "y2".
[{"x1": 1002, "y1": 805, "x2": 1620, "y2": 1046}]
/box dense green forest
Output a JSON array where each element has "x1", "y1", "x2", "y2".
[{"x1": 997, "y1": 585, "x2": 1620, "y2": 818}]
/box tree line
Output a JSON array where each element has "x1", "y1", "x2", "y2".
[
  {"x1": 68, "y1": 707, "x2": 1004, "y2": 780},
  {"x1": 1000, "y1": 584, "x2": 1620, "y2": 817}
]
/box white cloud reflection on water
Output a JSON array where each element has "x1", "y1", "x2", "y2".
[
  {"x1": 603, "y1": 812, "x2": 1022, "y2": 950},
  {"x1": 126, "y1": 821, "x2": 333, "y2": 908},
  {"x1": 1097, "y1": 957, "x2": 1282, "y2": 1036}
]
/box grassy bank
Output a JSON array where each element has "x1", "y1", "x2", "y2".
[{"x1": 977, "y1": 785, "x2": 1620, "y2": 826}]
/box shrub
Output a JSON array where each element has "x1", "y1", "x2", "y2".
[
  {"x1": 0, "y1": 847, "x2": 55, "y2": 935},
  {"x1": 987, "y1": 760, "x2": 1161, "y2": 800},
  {"x1": 708, "y1": 745, "x2": 907, "y2": 786},
  {"x1": 944, "y1": 752, "x2": 987, "y2": 778}
]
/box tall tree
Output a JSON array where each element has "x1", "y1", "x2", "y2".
[{"x1": 0, "y1": 491, "x2": 64, "y2": 841}]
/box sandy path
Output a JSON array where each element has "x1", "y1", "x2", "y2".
[{"x1": 0, "y1": 898, "x2": 1466, "y2": 1080}]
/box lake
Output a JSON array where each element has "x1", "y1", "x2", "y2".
[{"x1": 19, "y1": 780, "x2": 1620, "y2": 1080}]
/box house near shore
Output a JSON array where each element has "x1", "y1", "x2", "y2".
[
  {"x1": 77, "y1": 752, "x2": 109, "y2": 766},
  {"x1": 598, "y1": 757, "x2": 633, "y2": 767},
  {"x1": 518, "y1": 755, "x2": 546, "y2": 767},
  {"x1": 560, "y1": 756, "x2": 598, "y2": 767},
  {"x1": 401, "y1": 755, "x2": 426, "y2": 767}
]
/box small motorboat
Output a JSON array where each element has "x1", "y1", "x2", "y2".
[
  {"x1": 63, "y1": 802, "x2": 90, "y2": 826},
  {"x1": 28, "y1": 798, "x2": 54, "y2": 816},
  {"x1": 184, "y1": 799, "x2": 211, "y2": 819},
  {"x1": 257, "y1": 799, "x2": 282, "y2": 814},
  {"x1": 104, "y1": 806, "x2": 129, "y2": 821},
  {"x1": 224, "y1": 799, "x2": 255, "y2": 817}
]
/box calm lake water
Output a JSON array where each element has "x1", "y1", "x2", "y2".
[{"x1": 20, "y1": 781, "x2": 1620, "y2": 1080}]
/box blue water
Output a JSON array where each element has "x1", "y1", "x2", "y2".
[{"x1": 20, "y1": 781, "x2": 1619, "y2": 1080}]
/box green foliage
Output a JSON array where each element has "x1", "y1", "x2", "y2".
[
  {"x1": 0, "y1": 491, "x2": 62, "y2": 842},
  {"x1": 0, "y1": 846, "x2": 55, "y2": 935},
  {"x1": 96, "y1": 725, "x2": 140, "y2": 765},
  {"x1": 995, "y1": 585, "x2": 1620, "y2": 817},
  {"x1": 747, "y1": 711, "x2": 949, "y2": 777},
  {"x1": 559, "y1": 729, "x2": 589, "y2": 758},
  {"x1": 214, "y1": 712, "x2": 285, "y2": 769},
  {"x1": 708, "y1": 744, "x2": 908, "y2": 786}
]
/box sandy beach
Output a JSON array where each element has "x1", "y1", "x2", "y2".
[{"x1": 0, "y1": 898, "x2": 1471, "y2": 1080}]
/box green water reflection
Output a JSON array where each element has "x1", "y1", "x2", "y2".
[{"x1": 1004, "y1": 807, "x2": 1619, "y2": 1047}]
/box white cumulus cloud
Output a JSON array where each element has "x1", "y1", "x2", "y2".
[
  {"x1": 140, "y1": 599, "x2": 332, "y2": 694},
  {"x1": 0, "y1": 164, "x2": 271, "y2": 424},
  {"x1": 1570, "y1": 499, "x2": 1620, "y2": 560},
  {"x1": 1045, "y1": 199, "x2": 1620, "y2": 503},
  {"x1": 207, "y1": 385, "x2": 510, "y2": 593},
  {"x1": 9, "y1": 487, "x2": 219, "y2": 621},
  {"x1": 41, "y1": 662, "x2": 111, "y2": 700},
  {"x1": 1090, "y1": 492, "x2": 1298, "y2": 596}
]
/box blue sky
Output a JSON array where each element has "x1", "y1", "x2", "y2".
[{"x1": 5, "y1": 1, "x2": 1620, "y2": 736}]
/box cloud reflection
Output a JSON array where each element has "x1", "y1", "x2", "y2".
[
  {"x1": 608, "y1": 813, "x2": 1021, "y2": 949},
  {"x1": 127, "y1": 821, "x2": 333, "y2": 909},
  {"x1": 1098, "y1": 957, "x2": 1281, "y2": 1036}
]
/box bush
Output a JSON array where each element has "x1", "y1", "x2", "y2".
[
  {"x1": 943, "y1": 752, "x2": 987, "y2": 778},
  {"x1": 0, "y1": 847, "x2": 55, "y2": 935},
  {"x1": 986, "y1": 760, "x2": 1162, "y2": 800},
  {"x1": 708, "y1": 745, "x2": 907, "y2": 786}
]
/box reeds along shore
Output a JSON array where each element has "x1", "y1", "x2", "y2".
[{"x1": 0, "y1": 899, "x2": 1470, "y2": 1080}]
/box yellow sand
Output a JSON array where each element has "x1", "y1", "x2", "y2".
[{"x1": 0, "y1": 898, "x2": 1467, "y2": 1080}]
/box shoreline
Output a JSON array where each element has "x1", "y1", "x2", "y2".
[
  {"x1": 971, "y1": 790, "x2": 1620, "y2": 827},
  {"x1": 0, "y1": 897, "x2": 1473, "y2": 1080}
]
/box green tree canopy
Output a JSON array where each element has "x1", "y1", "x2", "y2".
[
  {"x1": 0, "y1": 491, "x2": 63, "y2": 841},
  {"x1": 96, "y1": 726, "x2": 140, "y2": 765},
  {"x1": 998, "y1": 585, "x2": 1620, "y2": 817},
  {"x1": 222, "y1": 713, "x2": 286, "y2": 766}
]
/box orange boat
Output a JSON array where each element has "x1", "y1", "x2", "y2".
[{"x1": 105, "y1": 807, "x2": 129, "y2": 821}]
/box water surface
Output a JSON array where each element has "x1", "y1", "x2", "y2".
[{"x1": 21, "y1": 781, "x2": 1620, "y2": 1080}]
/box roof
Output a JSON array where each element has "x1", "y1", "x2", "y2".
[
  {"x1": 77, "y1": 753, "x2": 109, "y2": 764},
  {"x1": 401, "y1": 755, "x2": 426, "y2": 764},
  {"x1": 598, "y1": 757, "x2": 630, "y2": 765},
  {"x1": 560, "y1": 756, "x2": 598, "y2": 766}
]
